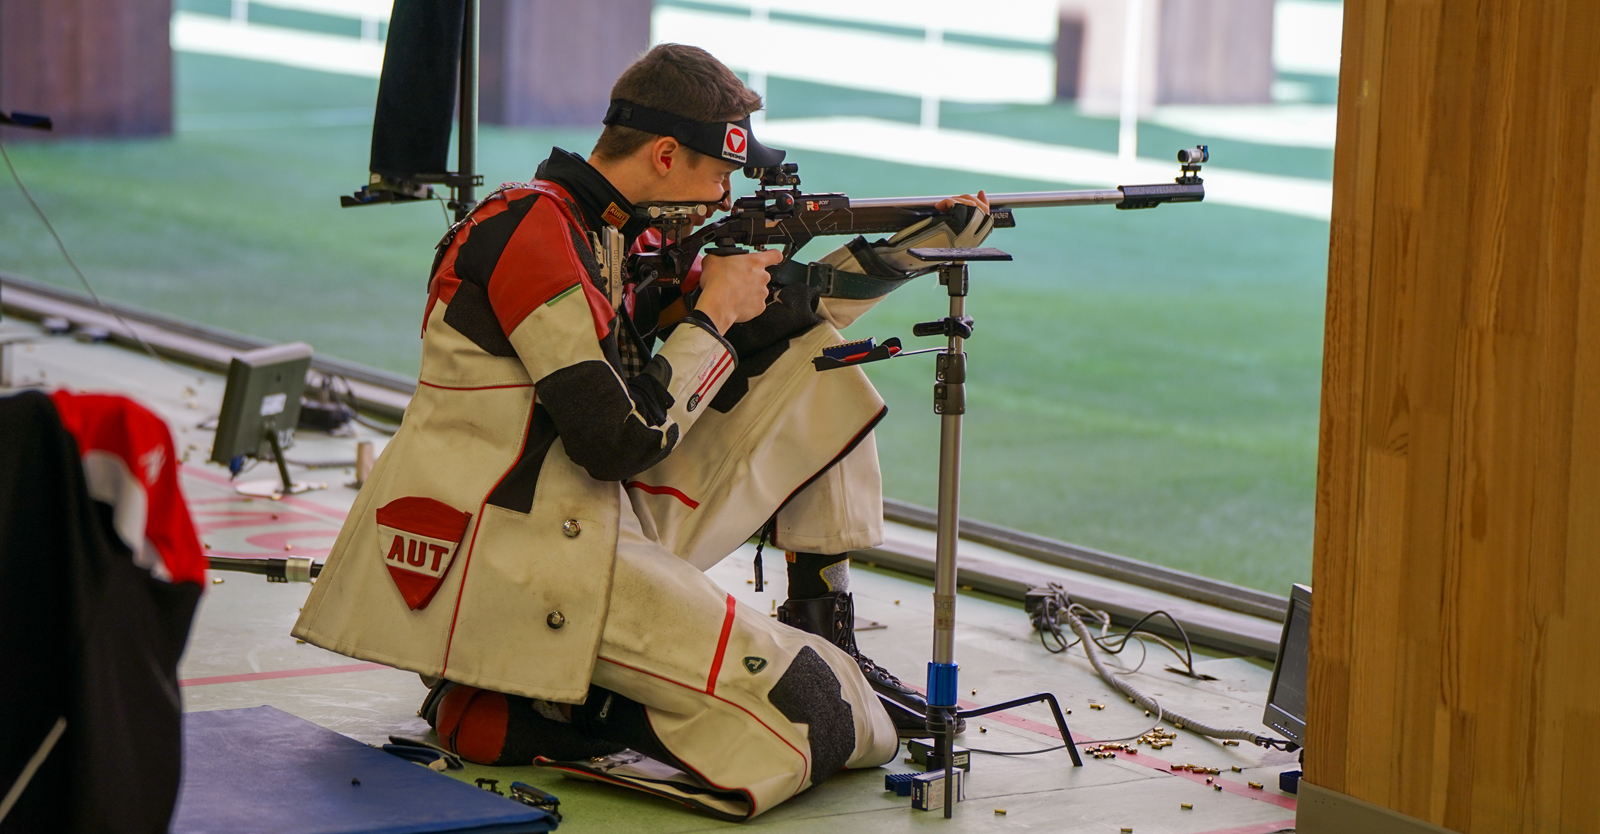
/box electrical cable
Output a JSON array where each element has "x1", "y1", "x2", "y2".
[
  {"x1": 1063, "y1": 599, "x2": 1282, "y2": 748},
  {"x1": 325, "y1": 373, "x2": 399, "y2": 435},
  {"x1": 1021, "y1": 583, "x2": 1294, "y2": 751},
  {"x1": 0, "y1": 137, "x2": 173, "y2": 369}
]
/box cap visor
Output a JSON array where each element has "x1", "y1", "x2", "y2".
[{"x1": 742, "y1": 133, "x2": 785, "y2": 168}]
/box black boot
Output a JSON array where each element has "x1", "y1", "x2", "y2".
[{"x1": 777, "y1": 591, "x2": 962, "y2": 738}]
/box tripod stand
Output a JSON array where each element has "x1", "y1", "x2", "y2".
[{"x1": 817, "y1": 246, "x2": 1084, "y2": 818}]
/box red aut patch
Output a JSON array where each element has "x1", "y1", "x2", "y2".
[{"x1": 375, "y1": 497, "x2": 472, "y2": 610}]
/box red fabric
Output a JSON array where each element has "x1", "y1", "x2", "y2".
[
  {"x1": 622, "y1": 480, "x2": 700, "y2": 509},
  {"x1": 48, "y1": 390, "x2": 206, "y2": 585},
  {"x1": 374, "y1": 496, "x2": 471, "y2": 542},
  {"x1": 478, "y1": 181, "x2": 615, "y2": 341},
  {"x1": 705, "y1": 594, "x2": 737, "y2": 695},
  {"x1": 436, "y1": 685, "x2": 510, "y2": 766}
]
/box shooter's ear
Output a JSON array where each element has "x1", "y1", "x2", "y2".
[{"x1": 649, "y1": 136, "x2": 679, "y2": 177}]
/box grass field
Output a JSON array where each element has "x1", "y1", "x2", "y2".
[{"x1": 0, "y1": 53, "x2": 1328, "y2": 594}]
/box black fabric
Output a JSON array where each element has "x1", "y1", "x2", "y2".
[
  {"x1": 625, "y1": 363, "x2": 673, "y2": 427},
  {"x1": 786, "y1": 552, "x2": 848, "y2": 601},
  {"x1": 602, "y1": 101, "x2": 785, "y2": 168},
  {"x1": 536, "y1": 360, "x2": 678, "y2": 482},
  {"x1": 0, "y1": 391, "x2": 200, "y2": 833},
  {"x1": 454, "y1": 193, "x2": 540, "y2": 289},
  {"x1": 708, "y1": 284, "x2": 820, "y2": 413},
  {"x1": 442, "y1": 277, "x2": 518, "y2": 357},
  {"x1": 486, "y1": 405, "x2": 560, "y2": 513},
  {"x1": 766, "y1": 647, "x2": 855, "y2": 786},
  {"x1": 723, "y1": 284, "x2": 822, "y2": 359},
  {"x1": 571, "y1": 686, "x2": 694, "y2": 776},
  {"x1": 845, "y1": 235, "x2": 919, "y2": 279},
  {"x1": 536, "y1": 148, "x2": 651, "y2": 242},
  {"x1": 369, "y1": 0, "x2": 466, "y2": 181}
]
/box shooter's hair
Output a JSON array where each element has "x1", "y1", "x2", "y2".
[{"x1": 592, "y1": 44, "x2": 763, "y2": 164}]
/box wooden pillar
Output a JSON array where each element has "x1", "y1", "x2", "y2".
[
  {"x1": 479, "y1": 0, "x2": 651, "y2": 128},
  {"x1": 1307, "y1": 1, "x2": 1600, "y2": 833},
  {"x1": 0, "y1": 0, "x2": 173, "y2": 140}
]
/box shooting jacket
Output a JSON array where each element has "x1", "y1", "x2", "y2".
[{"x1": 293, "y1": 150, "x2": 886, "y2": 703}]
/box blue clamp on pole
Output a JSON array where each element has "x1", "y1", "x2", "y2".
[{"x1": 927, "y1": 662, "x2": 959, "y2": 708}]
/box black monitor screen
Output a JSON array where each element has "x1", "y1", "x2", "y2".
[
  {"x1": 209, "y1": 342, "x2": 313, "y2": 465},
  {"x1": 1263, "y1": 583, "x2": 1311, "y2": 745}
]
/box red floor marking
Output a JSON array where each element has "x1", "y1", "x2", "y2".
[
  {"x1": 180, "y1": 662, "x2": 387, "y2": 687},
  {"x1": 1193, "y1": 822, "x2": 1297, "y2": 834}
]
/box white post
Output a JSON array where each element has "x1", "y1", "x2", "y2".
[
  {"x1": 921, "y1": 24, "x2": 944, "y2": 131},
  {"x1": 750, "y1": 2, "x2": 769, "y2": 126},
  {"x1": 1118, "y1": 0, "x2": 1144, "y2": 166},
  {"x1": 231, "y1": 0, "x2": 248, "y2": 25}
]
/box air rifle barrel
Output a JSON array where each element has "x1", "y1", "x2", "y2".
[{"x1": 848, "y1": 188, "x2": 1126, "y2": 209}]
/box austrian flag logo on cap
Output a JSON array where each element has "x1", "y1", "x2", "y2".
[
  {"x1": 375, "y1": 496, "x2": 472, "y2": 610},
  {"x1": 722, "y1": 123, "x2": 748, "y2": 163}
]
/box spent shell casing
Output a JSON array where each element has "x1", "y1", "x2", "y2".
[
  {"x1": 1248, "y1": 782, "x2": 1264, "y2": 790},
  {"x1": 1181, "y1": 803, "x2": 1193, "y2": 810},
  {"x1": 1232, "y1": 766, "x2": 1242, "y2": 773}
]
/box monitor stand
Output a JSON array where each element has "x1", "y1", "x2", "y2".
[{"x1": 235, "y1": 428, "x2": 327, "y2": 500}]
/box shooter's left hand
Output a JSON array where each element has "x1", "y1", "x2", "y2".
[{"x1": 933, "y1": 191, "x2": 989, "y2": 214}]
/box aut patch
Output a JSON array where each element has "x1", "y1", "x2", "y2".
[{"x1": 375, "y1": 496, "x2": 472, "y2": 610}]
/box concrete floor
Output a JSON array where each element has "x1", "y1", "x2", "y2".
[{"x1": 2, "y1": 318, "x2": 1301, "y2": 833}]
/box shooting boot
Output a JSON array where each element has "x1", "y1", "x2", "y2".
[{"x1": 777, "y1": 591, "x2": 963, "y2": 738}]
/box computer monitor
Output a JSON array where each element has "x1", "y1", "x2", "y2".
[
  {"x1": 209, "y1": 342, "x2": 320, "y2": 497},
  {"x1": 1263, "y1": 583, "x2": 1311, "y2": 749}
]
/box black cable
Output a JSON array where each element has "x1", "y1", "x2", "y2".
[
  {"x1": 327, "y1": 373, "x2": 399, "y2": 435},
  {"x1": 965, "y1": 744, "x2": 1066, "y2": 757},
  {"x1": 0, "y1": 137, "x2": 172, "y2": 368}
]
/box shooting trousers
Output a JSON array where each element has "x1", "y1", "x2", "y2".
[{"x1": 529, "y1": 490, "x2": 898, "y2": 820}]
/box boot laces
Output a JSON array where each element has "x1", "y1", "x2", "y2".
[{"x1": 831, "y1": 594, "x2": 912, "y2": 691}]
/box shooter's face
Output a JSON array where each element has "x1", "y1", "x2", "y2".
[{"x1": 659, "y1": 150, "x2": 738, "y2": 212}]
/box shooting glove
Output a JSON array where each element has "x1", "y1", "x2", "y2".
[
  {"x1": 708, "y1": 284, "x2": 825, "y2": 413},
  {"x1": 804, "y1": 202, "x2": 994, "y2": 328}
]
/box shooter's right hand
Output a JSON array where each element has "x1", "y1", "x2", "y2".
[{"x1": 696, "y1": 248, "x2": 784, "y2": 332}]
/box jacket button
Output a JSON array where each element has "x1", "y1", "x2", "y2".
[
  {"x1": 547, "y1": 611, "x2": 565, "y2": 629},
  {"x1": 562, "y1": 519, "x2": 581, "y2": 538}
]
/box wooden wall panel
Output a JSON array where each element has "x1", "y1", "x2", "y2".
[
  {"x1": 479, "y1": 0, "x2": 651, "y2": 127},
  {"x1": 0, "y1": 0, "x2": 173, "y2": 139},
  {"x1": 1309, "y1": 1, "x2": 1600, "y2": 832}
]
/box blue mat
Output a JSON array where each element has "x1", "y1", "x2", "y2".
[{"x1": 171, "y1": 706, "x2": 556, "y2": 834}]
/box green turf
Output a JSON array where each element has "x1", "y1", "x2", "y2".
[{"x1": 0, "y1": 52, "x2": 1326, "y2": 594}]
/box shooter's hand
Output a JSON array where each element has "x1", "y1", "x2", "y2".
[
  {"x1": 934, "y1": 191, "x2": 989, "y2": 214},
  {"x1": 696, "y1": 248, "x2": 784, "y2": 332}
]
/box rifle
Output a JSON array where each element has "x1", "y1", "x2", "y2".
[{"x1": 623, "y1": 146, "x2": 1209, "y2": 293}]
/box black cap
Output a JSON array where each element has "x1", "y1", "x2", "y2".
[{"x1": 603, "y1": 100, "x2": 785, "y2": 170}]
